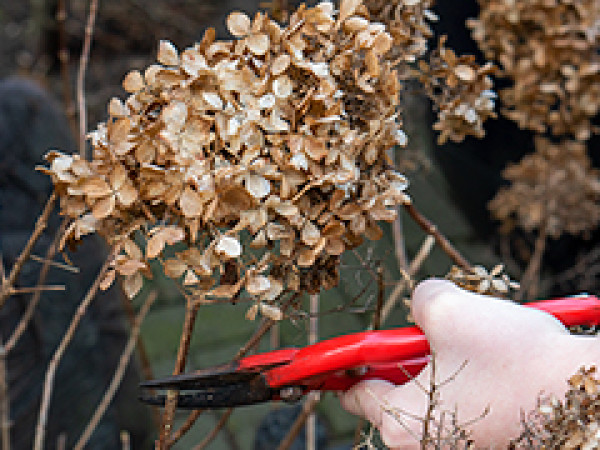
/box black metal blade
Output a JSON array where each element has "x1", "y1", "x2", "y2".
[
  {"x1": 139, "y1": 377, "x2": 274, "y2": 408},
  {"x1": 139, "y1": 362, "x2": 255, "y2": 390}
]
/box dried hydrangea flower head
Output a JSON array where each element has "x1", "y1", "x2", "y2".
[
  {"x1": 469, "y1": 0, "x2": 600, "y2": 141},
  {"x1": 512, "y1": 366, "x2": 600, "y2": 448},
  {"x1": 489, "y1": 137, "x2": 600, "y2": 238},
  {"x1": 446, "y1": 264, "x2": 519, "y2": 297},
  {"x1": 366, "y1": 0, "x2": 497, "y2": 145},
  {"x1": 419, "y1": 37, "x2": 497, "y2": 144},
  {"x1": 41, "y1": 0, "x2": 414, "y2": 317}
]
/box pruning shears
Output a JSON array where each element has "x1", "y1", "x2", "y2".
[{"x1": 139, "y1": 295, "x2": 600, "y2": 409}]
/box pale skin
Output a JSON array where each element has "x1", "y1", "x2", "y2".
[{"x1": 340, "y1": 279, "x2": 600, "y2": 448}]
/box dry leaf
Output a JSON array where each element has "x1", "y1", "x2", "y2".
[
  {"x1": 123, "y1": 70, "x2": 145, "y2": 93},
  {"x1": 259, "y1": 302, "x2": 283, "y2": 320},
  {"x1": 215, "y1": 235, "x2": 242, "y2": 258},
  {"x1": 179, "y1": 187, "x2": 204, "y2": 218},
  {"x1": 227, "y1": 11, "x2": 251, "y2": 37},
  {"x1": 246, "y1": 33, "x2": 270, "y2": 56},
  {"x1": 158, "y1": 40, "x2": 179, "y2": 66},
  {"x1": 122, "y1": 272, "x2": 144, "y2": 299}
]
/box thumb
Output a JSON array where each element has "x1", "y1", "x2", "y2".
[{"x1": 411, "y1": 279, "x2": 568, "y2": 349}]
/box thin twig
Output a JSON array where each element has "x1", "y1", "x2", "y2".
[
  {"x1": 157, "y1": 300, "x2": 200, "y2": 449},
  {"x1": 56, "y1": 433, "x2": 67, "y2": 450},
  {"x1": 6, "y1": 221, "x2": 67, "y2": 354},
  {"x1": 117, "y1": 282, "x2": 160, "y2": 428},
  {"x1": 120, "y1": 431, "x2": 131, "y2": 450},
  {"x1": 0, "y1": 193, "x2": 57, "y2": 310},
  {"x1": 8, "y1": 285, "x2": 65, "y2": 294},
  {"x1": 167, "y1": 409, "x2": 204, "y2": 447},
  {"x1": 306, "y1": 294, "x2": 319, "y2": 450},
  {"x1": 74, "y1": 290, "x2": 157, "y2": 450},
  {"x1": 0, "y1": 344, "x2": 10, "y2": 450},
  {"x1": 370, "y1": 265, "x2": 385, "y2": 331},
  {"x1": 77, "y1": 0, "x2": 99, "y2": 157},
  {"x1": 192, "y1": 409, "x2": 234, "y2": 450},
  {"x1": 515, "y1": 226, "x2": 547, "y2": 302},
  {"x1": 30, "y1": 254, "x2": 79, "y2": 273},
  {"x1": 365, "y1": 388, "x2": 420, "y2": 441},
  {"x1": 403, "y1": 201, "x2": 471, "y2": 271},
  {"x1": 421, "y1": 354, "x2": 437, "y2": 447},
  {"x1": 276, "y1": 394, "x2": 321, "y2": 450},
  {"x1": 33, "y1": 248, "x2": 117, "y2": 450},
  {"x1": 354, "y1": 264, "x2": 386, "y2": 445},
  {"x1": 0, "y1": 260, "x2": 5, "y2": 286},
  {"x1": 393, "y1": 212, "x2": 409, "y2": 272},
  {"x1": 380, "y1": 235, "x2": 435, "y2": 325},
  {"x1": 235, "y1": 292, "x2": 299, "y2": 360},
  {"x1": 168, "y1": 292, "x2": 300, "y2": 447}
]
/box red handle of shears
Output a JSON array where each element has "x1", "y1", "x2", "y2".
[{"x1": 263, "y1": 295, "x2": 600, "y2": 391}]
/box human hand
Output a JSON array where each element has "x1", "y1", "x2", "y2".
[{"x1": 340, "y1": 279, "x2": 598, "y2": 448}]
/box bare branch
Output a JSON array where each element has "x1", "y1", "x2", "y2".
[
  {"x1": 33, "y1": 247, "x2": 117, "y2": 450},
  {"x1": 276, "y1": 394, "x2": 321, "y2": 450},
  {"x1": 0, "y1": 193, "x2": 57, "y2": 310},
  {"x1": 192, "y1": 409, "x2": 234, "y2": 450},
  {"x1": 30, "y1": 254, "x2": 80, "y2": 273},
  {"x1": 8, "y1": 285, "x2": 65, "y2": 294},
  {"x1": 403, "y1": 201, "x2": 471, "y2": 271},
  {"x1": 6, "y1": 221, "x2": 67, "y2": 354},
  {"x1": 380, "y1": 235, "x2": 435, "y2": 325},
  {"x1": 515, "y1": 226, "x2": 547, "y2": 302},
  {"x1": 77, "y1": 0, "x2": 99, "y2": 157},
  {"x1": 157, "y1": 300, "x2": 199, "y2": 449},
  {"x1": 167, "y1": 409, "x2": 204, "y2": 447},
  {"x1": 74, "y1": 290, "x2": 157, "y2": 450}
]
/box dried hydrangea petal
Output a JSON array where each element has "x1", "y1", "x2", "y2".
[
  {"x1": 272, "y1": 75, "x2": 293, "y2": 98},
  {"x1": 271, "y1": 54, "x2": 291, "y2": 75},
  {"x1": 122, "y1": 272, "x2": 144, "y2": 299},
  {"x1": 202, "y1": 92, "x2": 224, "y2": 110},
  {"x1": 247, "y1": 275, "x2": 271, "y2": 295},
  {"x1": 157, "y1": 40, "x2": 180, "y2": 66},
  {"x1": 301, "y1": 221, "x2": 321, "y2": 246},
  {"x1": 245, "y1": 33, "x2": 270, "y2": 56},
  {"x1": 339, "y1": 0, "x2": 363, "y2": 23},
  {"x1": 227, "y1": 11, "x2": 251, "y2": 37},
  {"x1": 179, "y1": 187, "x2": 204, "y2": 218},
  {"x1": 215, "y1": 235, "x2": 242, "y2": 258},
  {"x1": 259, "y1": 302, "x2": 283, "y2": 320},
  {"x1": 122, "y1": 70, "x2": 145, "y2": 93},
  {"x1": 245, "y1": 174, "x2": 271, "y2": 199}
]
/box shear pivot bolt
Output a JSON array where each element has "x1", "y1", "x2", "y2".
[{"x1": 279, "y1": 386, "x2": 303, "y2": 402}]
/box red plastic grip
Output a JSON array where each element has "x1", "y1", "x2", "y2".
[{"x1": 264, "y1": 295, "x2": 600, "y2": 390}]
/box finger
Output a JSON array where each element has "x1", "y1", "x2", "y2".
[
  {"x1": 339, "y1": 379, "x2": 396, "y2": 427},
  {"x1": 340, "y1": 377, "x2": 429, "y2": 448}
]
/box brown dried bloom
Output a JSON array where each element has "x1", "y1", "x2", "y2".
[
  {"x1": 40, "y1": 0, "x2": 411, "y2": 314},
  {"x1": 511, "y1": 366, "x2": 600, "y2": 448},
  {"x1": 469, "y1": 0, "x2": 600, "y2": 141},
  {"x1": 489, "y1": 137, "x2": 600, "y2": 238},
  {"x1": 446, "y1": 264, "x2": 519, "y2": 297},
  {"x1": 365, "y1": 0, "x2": 436, "y2": 67},
  {"x1": 418, "y1": 37, "x2": 497, "y2": 144},
  {"x1": 365, "y1": 0, "x2": 497, "y2": 145}
]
